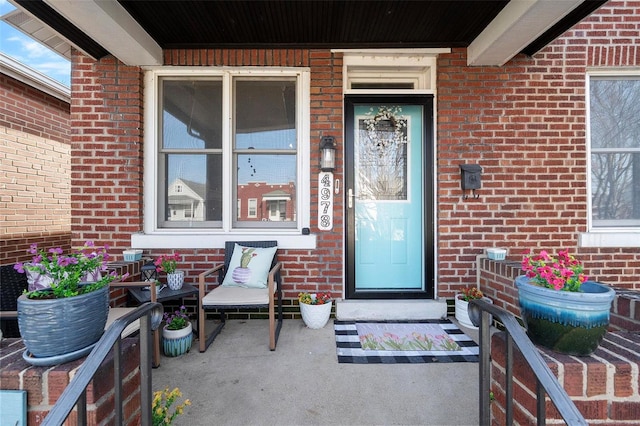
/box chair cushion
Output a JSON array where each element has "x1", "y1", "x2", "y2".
[
  {"x1": 221, "y1": 243, "x2": 277, "y2": 289},
  {"x1": 106, "y1": 307, "x2": 140, "y2": 338},
  {"x1": 202, "y1": 286, "x2": 269, "y2": 306}
]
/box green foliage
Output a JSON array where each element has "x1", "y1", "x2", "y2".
[
  {"x1": 152, "y1": 387, "x2": 190, "y2": 426},
  {"x1": 15, "y1": 241, "x2": 126, "y2": 299}
]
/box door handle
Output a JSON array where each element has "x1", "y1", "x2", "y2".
[{"x1": 348, "y1": 188, "x2": 354, "y2": 208}]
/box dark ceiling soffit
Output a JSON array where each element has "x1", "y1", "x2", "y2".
[
  {"x1": 14, "y1": 0, "x2": 109, "y2": 59},
  {"x1": 521, "y1": 0, "x2": 608, "y2": 57},
  {"x1": 15, "y1": 0, "x2": 607, "y2": 61}
]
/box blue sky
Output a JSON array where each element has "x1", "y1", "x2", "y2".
[{"x1": 0, "y1": 0, "x2": 70, "y2": 86}]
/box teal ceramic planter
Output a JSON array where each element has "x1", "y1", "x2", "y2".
[
  {"x1": 162, "y1": 322, "x2": 193, "y2": 357},
  {"x1": 515, "y1": 275, "x2": 615, "y2": 356}
]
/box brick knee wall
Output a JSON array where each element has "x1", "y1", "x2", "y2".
[
  {"x1": 480, "y1": 259, "x2": 640, "y2": 425},
  {"x1": 0, "y1": 338, "x2": 141, "y2": 425},
  {"x1": 491, "y1": 331, "x2": 640, "y2": 425}
]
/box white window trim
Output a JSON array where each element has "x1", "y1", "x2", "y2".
[
  {"x1": 133, "y1": 66, "x2": 316, "y2": 250},
  {"x1": 581, "y1": 68, "x2": 640, "y2": 248}
]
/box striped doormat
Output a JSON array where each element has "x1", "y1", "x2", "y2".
[{"x1": 334, "y1": 319, "x2": 479, "y2": 364}]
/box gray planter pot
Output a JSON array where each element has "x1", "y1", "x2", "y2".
[{"x1": 17, "y1": 285, "x2": 109, "y2": 359}]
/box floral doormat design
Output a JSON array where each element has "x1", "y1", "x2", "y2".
[{"x1": 334, "y1": 320, "x2": 479, "y2": 364}]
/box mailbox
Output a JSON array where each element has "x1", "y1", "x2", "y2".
[{"x1": 460, "y1": 164, "x2": 482, "y2": 190}]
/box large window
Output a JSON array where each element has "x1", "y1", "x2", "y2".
[
  {"x1": 144, "y1": 68, "x2": 310, "y2": 237},
  {"x1": 588, "y1": 74, "x2": 640, "y2": 229}
]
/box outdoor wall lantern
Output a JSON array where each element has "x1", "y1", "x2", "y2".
[
  {"x1": 320, "y1": 136, "x2": 336, "y2": 172},
  {"x1": 460, "y1": 164, "x2": 482, "y2": 199}
]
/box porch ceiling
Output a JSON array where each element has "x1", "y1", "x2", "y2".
[{"x1": 9, "y1": 0, "x2": 607, "y2": 66}]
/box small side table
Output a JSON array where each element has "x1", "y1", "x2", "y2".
[
  {"x1": 128, "y1": 283, "x2": 198, "y2": 305},
  {"x1": 128, "y1": 283, "x2": 200, "y2": 337}
]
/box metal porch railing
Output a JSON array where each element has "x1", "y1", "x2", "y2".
[
  {"x1": 470, "y1": 299, "x2": 587, "y2": 426},
  {"x1": 42, "y1": 302, "x2": 163, "y2": 426}
]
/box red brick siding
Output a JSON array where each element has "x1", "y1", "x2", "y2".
[
  {"x1": 1, "y1": 338, "x2": 142, "y2": 425},
  {"x1": 71, "y1": 49, "x2": 344, "y2": 300},
  {"x1": 491, "y1": 331, "x2": 640, "y2": 424},
  {"x1": 70, "y1": 53, "x2": 144, "y2": 251},
  {"x1": 69, "y1": 1, "x2": 639, "y2": 302},
  {"x1": 0, "y1": 74, "x2": 69, "y2": 143},
  {"x1": 437, "y1": 0, "x2": 640, "y2": 296},
  {"x1": 0, "y1": 74, "x2": 71, "y2": 264}
]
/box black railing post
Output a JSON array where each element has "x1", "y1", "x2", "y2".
[
  {"x1": 505, "y1": 333, "x2": 513, "y2": 425},
  {"x1": 537, "y1": 379, "x2": 546, "y2": 426},
  {"x1": 140, "y1": 314, "x2": 153, "y2": 426},
  {"x1": 42, "y1": 303, "x2": 162, "y2": 426},
  {"x1": 114, "y1": 338, "x2": 123, "y2": 425},
  {"x1": 479, "y1": 310, "x2": 491, "y2": 425},
  {"x1": 469, "y1": 299, "x2": 588, "y2": 426}
]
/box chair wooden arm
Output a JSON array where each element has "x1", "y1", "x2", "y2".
[
  {"x1": 267, "y1": 262, "x2": 282, "y2": 293},
  {"x1": 198, "y1": 264, "x2": 225, "y2": 298},
  {"x1": 0, "y1": 310, "x2": 17, "y2": 319}
]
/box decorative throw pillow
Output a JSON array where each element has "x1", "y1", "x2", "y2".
[
  {"x1": 221, "y1": 244, "x2": 277, "y2": 289},
  {"x1": 24, "y1": 266, "x2": 54, "y2": 292},
  {"x1": 24, "y1": 266, "x2": 102, "y2": 292}
]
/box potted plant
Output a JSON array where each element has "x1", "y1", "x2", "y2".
[
  {"x1": 162, "y1": 305, "x2": 193, "y2": 357},
  {"x1": 517, "y1": 249, "x2": 615, "y2": 356},
  {"x1": 14, "y1": 241, "x2": 127, "y2": 361},
  {"x1": 152, "y1": 387, "x2": 191, "y2": 425},
  {"x1": 154, "y1": 253, "x2": 183, "y2": 290},
  {"x1": 455, "y1": 287, "x2": 492, "y2": 329},
  {"x1": 298, "y1": 292, "x2": 332, "y2": 329}
]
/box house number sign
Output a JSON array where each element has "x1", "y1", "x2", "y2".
[{"x1": 318, "y1": 172, "x2": 333, "y2": 231}]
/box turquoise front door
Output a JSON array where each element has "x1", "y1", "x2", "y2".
[{"x1": 345, "y1": 96, "x2": 434, "y2": 299}]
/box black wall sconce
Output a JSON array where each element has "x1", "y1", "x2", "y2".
[
  {"x1": 460, "y1": 164, "x2": 482, "y2": 199},
  {"x1": 320, "y1": 136, "x2": 336, "y2": 172}
]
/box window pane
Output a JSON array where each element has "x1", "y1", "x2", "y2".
[
  {"x1": 235, "y1": 154, "x2": 296, "y2": 226},
  {"x1": 356, "y1": 115, "x2": 408, "y2": 201},
  {"x1": 590, "y1": 77, "x2": 640, "y2": 227},
  {"x1": 235, "y1": 80, "x2": 296, "y2": 150},
  {"x1": 165, "y1": 154, "x2": 222, "y2": 224},
  {"x1": 590, "y1": 79, "x2": 640, "y2": 150},
  {"x1": 162, "y1": 80, "x2": 222, "y2": 149},
  {"x1": 591, "y1": 152, "x2": 640, "y2": 225}
]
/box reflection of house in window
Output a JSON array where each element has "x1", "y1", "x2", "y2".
[
  {"x1": 236, "y1": 181, "x2": 296, "y2": 221},
  {"x1": 168, "y1": 178, "x2": 205, "y2": 221},
  {"x1": 264, "y1": 190, "x2": 290, "y2": 221}
]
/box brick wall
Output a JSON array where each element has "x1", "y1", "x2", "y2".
[
  {"x1": 479, "y1": 257, "x2": 640, "y2": 424},
  {"x1": 437, "y1": 0, "x2": 640, "y2": 296},
  {"x1": 68, "y1": 1, "x2": 639, "y2": 305},
  {"x1": 0, "y1": 338, "x2": 142, "y2": 425},
  {"x1": 0, "y1": 73, "x2": 71, "y2": 265},
  {"x1": 70, "y1": 49, "x2": 344, "y2": 301},
  {"x1": 491, "y1": 331, "x2": 640, "y2": 425}
]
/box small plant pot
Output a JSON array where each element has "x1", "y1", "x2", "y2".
[
  {"x1": 166, "y1": 271, "x2": 184, "y2": 290},
  {"x1": 162, "y1": 322, "x2": 193, "y2": 357},
  {"x1": 455, "y1": 294, "x2": 492, "y2": 329},
  {"x1": 300, "y1": 301, "x2": 332, "y2": 329}
]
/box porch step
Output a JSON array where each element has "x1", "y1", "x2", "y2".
[{"x1": 335, "y1": 299, "x2": 447, "y2": 321}]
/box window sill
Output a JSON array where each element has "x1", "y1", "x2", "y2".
[
  {"x1": 131, "y1": 232, "x2": 317, "y2": 250},
  {"x1": 579, "y1": 232, "x2": 640, "y2": 248}
]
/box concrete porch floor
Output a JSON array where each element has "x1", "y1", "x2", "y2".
[{"x1": 152, "y1": 317, "x2": 480, "y2": 426}]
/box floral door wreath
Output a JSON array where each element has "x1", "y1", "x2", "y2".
[{"x1": 362, "y1": 106, "x2": 408, "y2": 154}]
